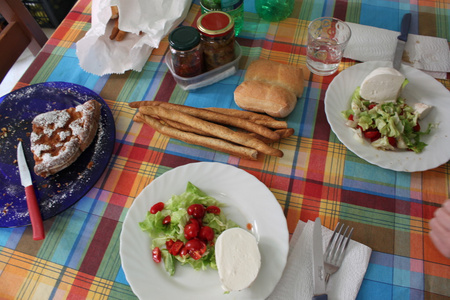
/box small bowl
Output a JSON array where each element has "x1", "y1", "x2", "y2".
[{"x1": 165, "y1": 42, "x2": 242, "y2": 91}]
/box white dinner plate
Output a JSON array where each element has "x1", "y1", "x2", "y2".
[
  {"x1": 325, "y1": 61, "x2": 450, "y2": 172},
  {"x1": 120, "y1": 162, "x2": 289, "y2": 299}
]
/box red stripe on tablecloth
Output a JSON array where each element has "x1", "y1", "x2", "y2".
[
  {"x1": 78, "y1": 215, "x2": 118, "y2": 275},
  {"x1": 333, "y1": 0, "x2": 348, "y2": 20}
]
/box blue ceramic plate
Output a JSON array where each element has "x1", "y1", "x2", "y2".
[{"x1": 0, "y1": 82, "x2": 115, "y2": 227}]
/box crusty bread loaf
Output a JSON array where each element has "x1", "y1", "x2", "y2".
[
  {"x1": 244, "y1": 59, "x2": 304, "y2": 97},
  {"x1": 234, "y1": 81, "x2": 297, "y2": 118}
]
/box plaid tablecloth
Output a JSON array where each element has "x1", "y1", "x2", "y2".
[{"x1": 1, "y1": 0, "x2": 449, "y2": 299}]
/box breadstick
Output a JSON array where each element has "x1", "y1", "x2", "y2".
[
  {"x1": 134, "y1": 114, "x2": 258, "y2": 160},
  {"x1": 248, "y1": 128, "x2": 295, "y2": 144},
  {"x1": 205, "y1": 107, "x2": 288, "y2": 129},
  {"x1": 110, "y1": 18, "x2": 119, "y2": 40},
  {"x1": 139, "y1": 101, "x2": 281, "y2": 141},
  {"x1": 139, "y1": 106, "x2": 283, "y2": 157},
  {"x1": 111, "y1": 6, "x2": 119, "y2": 19}
]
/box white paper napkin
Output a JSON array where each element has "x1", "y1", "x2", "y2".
[
  {"x1": 268, "y1": 220, "x2": 372, "y2": 300},
  {"x1": 344, "y1": 22, "x2": 450, "y2": 79},
  {"x1": 76, "y1": 0, "x2": 191, "y2": 76}
]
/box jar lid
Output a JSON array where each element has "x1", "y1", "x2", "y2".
[
  {"x1": 169, "y1": 26, "x2": 201, "y2": 51},
  {"x1": 197, "y1": 11, "x2": 234, "y2": 37}
]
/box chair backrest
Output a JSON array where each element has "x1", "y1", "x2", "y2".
[{"x1": 0, "y1": 0, "x2": 48, "y2": 83}]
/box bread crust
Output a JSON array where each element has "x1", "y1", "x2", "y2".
[
  {"x1": 234, "y1": 81, "x2": 297, "y2": 118},
  {"x1": 244, "y1": 59, "x2": 304, "y2": 97}
]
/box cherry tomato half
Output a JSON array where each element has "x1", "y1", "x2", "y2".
[
  {"x1": 187, "y1": 204, "x2": 205, "y2": 219},
  {"x1": 364, "y1": 130, "x2": 381, "y2": 140},
  {"x1": 150, "y1": 202, "x2": 164, "y2": 214},
  {"x1": 388, "y1": 137, "x2": 397, "y2": 147},
  {"x1": 185, "y1": 238, "x2": 207, "y2": 254},
  {"x1": 206, "y1": 206, "x2": 221, "y2": 215},
  {"x1": 152, "y1": 247, "x2": 161, "y2": 263},
  {"x1": 169, "y1": 240, "x2": 184, "y2": 256},
  {"x1": 162, "y1": 215, "x2": 171, "y2": 225},
  {"x1": 184, "y1": 221, "x2": 200, "y2": 240},
  {"x1": 199, "y1": 226, "x2": 214, "y2": 242},
  {"x1": 166, "y1": 239, "x2": 174, "y2": 251}
]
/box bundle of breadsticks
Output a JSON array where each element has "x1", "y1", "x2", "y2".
[{"x1": 129, "y1": 101, "x2": 295, "y2": 160}]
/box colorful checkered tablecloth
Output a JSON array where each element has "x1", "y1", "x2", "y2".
[{"x1": 1, "y1": 0, "x2": 449, "y2": 299}]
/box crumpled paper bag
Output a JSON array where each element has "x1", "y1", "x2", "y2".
[
  {"x1": 344, "y1": 22, "x2": 450, "y2": 79},
  {"x1": 76, "y1": 0, "x2": 191, "y2": 76}
]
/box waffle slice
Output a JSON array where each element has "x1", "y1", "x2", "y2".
[{"x1": 30, "y1": 100, "x2": 101, "y2": 177}]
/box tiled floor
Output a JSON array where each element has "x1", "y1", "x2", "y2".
[{"x1": 0, "y1": 28, "x2": 55, "y2": 98}]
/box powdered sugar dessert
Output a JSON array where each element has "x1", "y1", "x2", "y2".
[{"x1": 30, "y1": 100, "x2": 101, "y2": 177}]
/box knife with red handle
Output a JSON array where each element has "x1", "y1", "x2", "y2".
[{"x1": 17, "y1": 141, "x2": 45, "y2": 240}]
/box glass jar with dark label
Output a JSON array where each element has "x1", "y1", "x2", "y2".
[
  {"x1": 197, "y1": 11, "x2": 235, "y2": 71},
  {"x1": 168, "y1": 26, "x2": 203, "y2": 78}
]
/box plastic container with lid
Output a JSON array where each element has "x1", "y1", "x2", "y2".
[
  {"x1": 168, "y1": 26, "x2": 203, "y2": 78},
  {"x1": 197, "y1": 11, "x2": 235, "y2": 71},
  {"x1": 165, "y1": 41, "x2": 241, "y2": 91}
]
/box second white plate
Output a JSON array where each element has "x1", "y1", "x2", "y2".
[{"x1": 325, "y1": 61, "x2": 450, "y2": 172}]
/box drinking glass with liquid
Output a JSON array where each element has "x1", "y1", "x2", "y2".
[{"x1": 306, "y1": 17, "x2": 351, "y2": 76}]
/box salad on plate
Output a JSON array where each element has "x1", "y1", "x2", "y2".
[
  {"x1": 139, "y1": 182, "x2": 239, "y2": 276},
  {"x1": 342, "y1": 67, "x2": 434, "y2": 153}
]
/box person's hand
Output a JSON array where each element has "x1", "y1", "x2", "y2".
[{"x1": 430, "y1": 199, "x2": 450, "y2": 258}]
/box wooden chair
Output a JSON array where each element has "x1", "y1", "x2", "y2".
[{"x1": 0, "y1": 0, "x2": 48, "y2": 83}]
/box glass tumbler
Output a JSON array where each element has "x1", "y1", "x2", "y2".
[{"x1": 306, "y1": 17, "x2": 352, "y2": 76}]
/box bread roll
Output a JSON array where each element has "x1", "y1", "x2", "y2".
[
  {"x1": 234, "y1": 81, "x2": 297, "y2": 118},
  {"x1": 244, "y1": 59, "x2": 304, "y2": 97}
]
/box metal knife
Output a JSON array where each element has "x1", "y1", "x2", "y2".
[
  {"x1": 17, "y1": 141, "x2": 45, "y2": 240},
  {"x1": 393, "y1": 13, "x2": 412, "y2": 70},
  {"x1": 312, "y1": 217, "x2": 327, "y2": 300}
]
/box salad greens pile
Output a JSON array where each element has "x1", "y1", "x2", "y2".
[
  {"x1": 342, "y1": 86, "x2": 433, "y2": 153},
  {"x1": 139, "y1": 182, "x2": 239, "y2": 275}
]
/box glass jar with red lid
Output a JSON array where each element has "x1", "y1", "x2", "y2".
[
  {"x1": 168, "y1": 26, "x2": 203, "y2": 78},
  {"x1": 197, "y1": 11, "x2": 235, "y2": 71}
]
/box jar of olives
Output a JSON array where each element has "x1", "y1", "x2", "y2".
[
  {"x1": 197, "y1": 11, "x2": 235, "y2": 71},
  {"x1": 168, "y1": 26, "x2": 203, "y2": 78}
]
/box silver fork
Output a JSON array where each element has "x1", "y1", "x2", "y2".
[{"x1": 323, "y1": 222, "x2": 354, "y2": 283}]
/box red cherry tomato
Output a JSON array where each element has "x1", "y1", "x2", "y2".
[
  {"x1": 388, "y1": 137, "x2": 397, "y2": 147},
  {"x1": 348, "y1": 114, "x2": 354, "y2": 121},
  {"x1": 185, "y1": 238, "x2": 207, "y2": 254},
  {"x1": 364, "y1": 130, "x2": 381, "y2": 140},
  {"x1": 187, "y1": 204, "x2": 205, "y2": 219},
  {"x1": 169, "y1": 240, "x2": 184, "y2": 256},
  {"x1": 166, "y1": 240, "x2": 174, "y2": 251},
  {"x1": 189, "y1": 250, "x2": 202, "y2": 260},
  {"x1": 162, "y1": 215, "x2": 171, "y2": 225},
  {"x1": 180, "y1": 246, "x2": 189, "y2": 257},
  {"x1": 150, "y1": 202, "x2": 164, "y2": 214},
  {"x1": 206, "y1": 206, "x2": 221, "y2": 215},
  {"x1": 152, "y1": 247, "x2": 161, "y2": 263},
  {"x1": 368, "y1": 103, "x2": 377, "y2": 109},
  {"x1": 184, "y1": 222, "x2": 200, "y2": 240},
  {"x1": 199, "y1": 226, "x2": 214, "y2": 241},
  {"x1": 413, "y1": 123, "x2": 421, "y2": 132}
]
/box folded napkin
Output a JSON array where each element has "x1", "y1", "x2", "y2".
[
  {"x1": 268, "y1": 220, "x2": 372, "y2": 300},
  {"x1": 76, "y1": 0, "x2": 191, "y2": 76},
  {"x1": 344, "y1": 22, "x2": 450, "y2": 79}
]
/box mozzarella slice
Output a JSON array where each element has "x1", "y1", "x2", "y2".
[
  {"x1": 414, "y1": 103, "x2": 433, "y2": 120},
  {"x1": 359, "y1": 67, "x2": 406, "y2": 103},
  {"x1": 215, "y1": 228, "x2": 261, "y2": 292}
]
